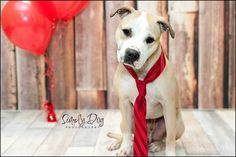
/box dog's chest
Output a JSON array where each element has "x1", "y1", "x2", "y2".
[{"x1": 120, "y1": 75, "x2": 164, "y2": 119}]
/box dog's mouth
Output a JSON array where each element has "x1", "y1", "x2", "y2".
[
  {"x1": 123, "y1": 62, "x2": 134, "y2": 67},
  {"x1": 123, "y1": 60, "x2": 139, "y2": 69},
  {"x1": 119, "y1": 55, "x2": 140, "y2": 69}
]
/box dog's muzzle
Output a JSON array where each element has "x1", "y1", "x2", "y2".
[{"x1": 124, "y1": 48, "x2": 140, "y2": 65}]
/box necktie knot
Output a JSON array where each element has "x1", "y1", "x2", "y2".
[{"x1": 136, "y1": 80, "x2": 146, "y2": 96}]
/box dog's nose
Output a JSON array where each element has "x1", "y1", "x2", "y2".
[{"x1": 124, "y1": 48, "x2": 140, "y2": 64}]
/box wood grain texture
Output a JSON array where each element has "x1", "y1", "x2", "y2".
[
  {"x1": 77, "y1": 90, "x2": 105, "y2": 109},
  {"x1": 168, "y1": 1, "x2": 198, "y2": 13},
  {"x1": 70, "y1": 110, "x2": 106, "y2": 147},
  {"x1": 65, "y1": 147, "x2": 94, "y2": 156},
  {"x1": 228, "y1": 1, "x2": 235, "y2": 108},
  {"x1": 1, "y1": 111, "x2": 19, "y2": 129},
  {"x1": 194, "y1": 110, "x2": 235, "y2": 155},
  {"x1": 34, "y1": 118, "x2": 77, "y2": 156},
  {"x1": 1, "y1": 2, "x2": 234, "y2": 110},
  {"x1": 137, "y1": 1, "x2": 169, "y2": 55},
  {"x1": 1, "y1": 111, "x2": 40, "y2": 154},
  {"x1": 29, "y1": 110, "x2": 64, "y2": 129},
  {"x1": 3, "y1": 127, "x2": 51, "y2": 156},
  {"x1": 34, "y1": 110, "x2": 87, "y2": 156},
  {"x1": 1, "y1": 1, "x2": 17, "y2": 110},
  {"x1": 94, "y1": 110, "x2": 122, "y2": 156},
  {"x1": 181, "y1": 111, "x2": 219, "y2": 155},
  {"x1": 168, "y1": 1, "x2": 198, "y2": 108},
  {"x1": 1, "y1": 110, "x2": 235, "y2": 155},
  {"x1": 16, "y1": 49, "x2": 43, "y2": 109},
  {"x1": 47, "y1": 21, "x2": 76, "y2": 109},
  {"x1": 75, "y1": 1, "x2": 105, "y2": 90},
  {"x1": 216, "y1": 110, "x2": 235, "y2": 132},
  {"x1": 198, "y1": 1, "x2": 225, "y2": 108},
  {"x1": 75, "y1": 1, "x2": 106, "y2": 109},
  {"x1": 105, "y1": 1, "x2": 134, "y2": 109}
]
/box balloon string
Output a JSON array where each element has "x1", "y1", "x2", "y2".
[
  {"x1": 45, "y1": 55, "x2": 55, "y2": 105},
  {"x1": 42, "y1": 53, "x2": 57, "y2": 122}
]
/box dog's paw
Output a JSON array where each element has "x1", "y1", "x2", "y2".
[
  {"x1": 149, "y1": 141, "x2": 164, "y2": 153},
  {"x1": 107, "y1": 140, "x2": 122, "y2": 151},
  {"x1": 165, "y1": 142, "x2": 176, "y2": 155},
  {"x1": 165, "y1": 150, "x2": 176, "y2": 156},
  {"x1": 116, "y1": 147, "x2": 132, "y2": 156}
]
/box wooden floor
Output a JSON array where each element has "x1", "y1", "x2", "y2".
[{"x1": 1, "y1": 109, "x2": 235, "y2": 156}]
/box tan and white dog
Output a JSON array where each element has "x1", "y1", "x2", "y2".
[{"x1": 107, "y1": 6, "x2": 185, "y2": 156}]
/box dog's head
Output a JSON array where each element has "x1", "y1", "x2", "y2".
[{"x1": 111, "y1": 6, "x2": 174, "y2": 69}]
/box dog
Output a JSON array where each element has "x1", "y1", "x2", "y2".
[{"x1": 106, "y1": 6, "x2": 185, "y2": 156}]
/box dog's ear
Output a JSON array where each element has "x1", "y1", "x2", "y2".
[
  {"x1": 157, "y1": 18, "x2": 175, "y2": 39},
  {"x1": 110, "y1": 6, "x2": 135, "y2": 19}
]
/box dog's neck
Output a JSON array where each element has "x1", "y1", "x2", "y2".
[{"x1": 134, "y1": 44, "x2": 162, "y2": 79}]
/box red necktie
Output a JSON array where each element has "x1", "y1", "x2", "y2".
[{"x1": 124, "y1": 51, "x2": 166, "y2": 156}]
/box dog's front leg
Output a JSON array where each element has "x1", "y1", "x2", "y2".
[
  {"x1": 163, "y1": 101, "x2": 176, "y2": 155},
  {"x1": 116, "y1": 98, "x2": 133, "y2": 156}
]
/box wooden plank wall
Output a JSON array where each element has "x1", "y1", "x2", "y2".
[
  {"x1": 0, "y1": 32, "x2": 17, "y2": 110},
  {"x1": 1, "y1": 1, "x2": 235, "y2": 109},
  {"x1": 47, "y1": 21, "x2": 76, "y2": 109},
  {"x1": 198, "y1": 1, "x2": 225, "y2": 108},
  {"x1": 228, "y1": 1, "x2": 235, "y2": 108},
  {"x1": 16, "y1": 49, "x2": 45, "y2": 109},
  {"x1": 1, "y1": 1, "x2": 17, "y2": 110},
  {"x1": 168, "y1": 1, "x2": 198, "y2": 108},
  {"x1": 75, "y1": 1, "x2": 106, "y2": 109}
]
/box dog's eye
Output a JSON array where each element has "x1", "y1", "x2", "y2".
[
  {"x1": 146, "y1": 37, "x2": 155, "y2": 44},
  {"x1": 122, "y1": 29, "x2": 132, "y2": 37}
]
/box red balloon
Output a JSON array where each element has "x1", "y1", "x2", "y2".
[
  {"x1": 62, "y1": 1, "x2": 89, "y2": 21},
  {"x1": 31, "y1": 1, "x2": 59, "y2": 22},
  {"x1": 1, "y1": 1, "x2": 52, "y2": 55},
  {"x1": 32, "y1": 1, "x2": 89, "y2": 22}
]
